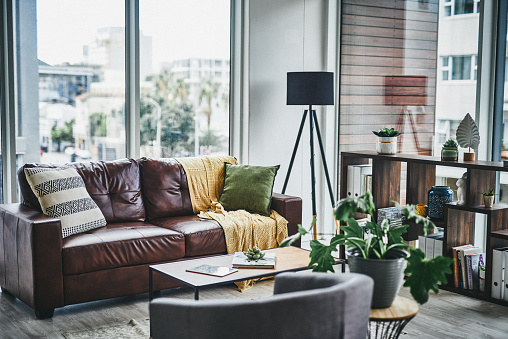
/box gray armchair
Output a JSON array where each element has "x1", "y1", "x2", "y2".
[{"x1": 150, "y1": 272, "x2": 374, "y2": 339}]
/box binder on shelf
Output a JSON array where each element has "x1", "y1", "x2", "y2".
[
  {"x1": 491, "y1": 247, "x2": 508, "y2": 299},
  {"x1": 433, "y1": 234, "x2": 444, "y2": 258},
  {"x1": 424, "y1": 232, "x2": 443, "y2": 259},
  {"x1": 346, "y1": 164, "x2": 372, "y2": 198},
  {"x1": 347, "y1": 166, "x2": 355, "y2": 198},
  {"x1": 504, "y1": 250, "x2": 508, "y2": 301},
  {"x1": 418, "y1": 235, "x2": 426, "y2": 253}
]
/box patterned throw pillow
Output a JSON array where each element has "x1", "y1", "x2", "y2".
[{"x1": 24, "y1": 166, "x2": 107, "y2": 238}]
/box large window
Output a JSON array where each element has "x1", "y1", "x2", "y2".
[
  {"x1": 36, "y1": 0, "x2": 126, "y2": 164},
  {"x1": 139, "y1": 0, "x2": 230, "y2": 158},
  {"x1": 13, "y1": 0, "x2": 231, "y2": 172}
]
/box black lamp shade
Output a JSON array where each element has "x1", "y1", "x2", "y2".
[{"x1": 287, "y1": 72, "x2": 334, "y2": 105}]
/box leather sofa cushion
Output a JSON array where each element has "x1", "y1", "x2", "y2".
[
  {"x1": 138, "y1": 158, "x2": 193, "y2": 220},
  {"x1": 18, "y1": 159, "x2": 146, "y2": 223},
  {"x1": 150, "y1": 215, "x2": 226, "y2": 257},
  {"x1": 62, "y1": 222, "x2": 185, "y2": 275}
]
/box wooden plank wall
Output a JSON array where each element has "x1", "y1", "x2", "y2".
[{"x1": 339, "y1": 0, "x2": 439, "y2": 155}]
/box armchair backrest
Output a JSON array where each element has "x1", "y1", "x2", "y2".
[{"x1": 150, "y1": 272, "x2": 373, "y2": 339}]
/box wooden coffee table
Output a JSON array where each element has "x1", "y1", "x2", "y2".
[{"x1": 149, "y1": 246, "x2": 345, "y2": 300}]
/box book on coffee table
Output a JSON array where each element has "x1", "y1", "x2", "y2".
[
  {"x1": 232, "y1": 252, "x2": 276, "y2": 269},
  {"x1": 186, "y1": 264, "x2": 238, "y2": 277}
]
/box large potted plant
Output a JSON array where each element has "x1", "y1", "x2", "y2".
[
  {"x1": 373, "y1": 128, "x2": 401, "y2": 155},
  {"x1": 281, "y1": 192, "x2": 453, "y2": 308}
]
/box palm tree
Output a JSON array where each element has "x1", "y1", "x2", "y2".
[{"x1": 198, "y1": 77, "x2": 220, "y2": 129}]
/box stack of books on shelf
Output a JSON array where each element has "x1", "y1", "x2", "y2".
[
  {"x1": 451, "y1": 245, "x2": 486, "y2": 291},
  {"x1": 346, "y1": 164, "x2": 372, "y2": 198},
  {"x1": 491, "y1": 247, "x2": 508, "y2": 300},
  {"x1": 418, "y1": 228, "x2": 444, "y2": 259}
]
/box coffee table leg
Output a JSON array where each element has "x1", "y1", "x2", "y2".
[
  {"x1": 149, "y1": 268, "x2": 153, "y2": 301},
  {"x1": 194, "y1": 287, "x2": 199, "y2": 300}
]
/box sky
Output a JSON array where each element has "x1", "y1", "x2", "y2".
[{"x1": 36, "y1": 0, "x2": 230, "y2": 69}]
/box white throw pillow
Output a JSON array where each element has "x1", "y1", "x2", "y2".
[{"x1": 24, "y1": 166, "x2": 107, "y2": 238}]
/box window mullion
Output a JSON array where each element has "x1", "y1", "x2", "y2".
[
  {"x1": 125, "y1": 0, "x2": 140, "y2": 159},
  {"x1": 1, "y1": 0, "x2": 18, "y2": 203}
]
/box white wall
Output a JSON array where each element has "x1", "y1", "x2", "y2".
[{"x1": 247, "y1": 0, "x2": 336, "y2": 238}]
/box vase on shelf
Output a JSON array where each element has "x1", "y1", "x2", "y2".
[
  {"x1": 441, "y1": 147, "x2": 458, "y2": 161},
  {"x1": 464, "y1": 152, "x2": 475, "y2": 161},
  {"x1": 484, "y1": 195, "x2": 494, "y2": 208},
  {"x1": 427, "y1": 186, "x2": 453, "y2": 221},
  {"x1": 376, "y1": 136, "x2": 397, "y2": 155}
]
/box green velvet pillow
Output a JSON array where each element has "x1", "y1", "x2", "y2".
[{"x1": 219, "y1": 163, "x2": 280, "y2": 216}]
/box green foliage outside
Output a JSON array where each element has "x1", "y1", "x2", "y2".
[
  {"x1": 51, "y1": 119, "x2": 75, "y2": 152},
  {"x1": 140, "y1": 69, "x2": 228, "y2": 157},
  {"x1": 89, "y1": 113, "x2": 107, "y2": 138},
  {"x1": 140, "y1": 70, "x2": 194, "y2": 157}
]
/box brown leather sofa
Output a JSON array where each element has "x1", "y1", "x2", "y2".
[{"x1": 0, "y1": 158, "x2": 302, "y2": 319}]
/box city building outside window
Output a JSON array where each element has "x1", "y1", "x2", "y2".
[
  {"x1": 139, "y1": 0, "x2": 230, "y2": 158},
  {"x1": 443, "y1": 0, "x2": 480, "y2": 17},
  {"x1": 441, "y1": 55, "x2": 476, "y2": 81}
]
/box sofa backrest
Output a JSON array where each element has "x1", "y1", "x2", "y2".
[
  {"x1": 137, "y1": 157, "x2": 193, "y2": 220},
  {"x1": 18, "y1": 159, "x2": 146, "y2": 223}
]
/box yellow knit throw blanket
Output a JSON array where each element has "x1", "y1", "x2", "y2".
[{"x1": 175, "y1": 155, "x2": 289, "y2": 291}]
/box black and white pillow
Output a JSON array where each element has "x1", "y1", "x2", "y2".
[{"x1": 24, "y1": 166, "x2": 106, "y2": 238}]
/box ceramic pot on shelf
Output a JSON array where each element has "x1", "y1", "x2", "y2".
[
  {"x1": 441, "y1": 147, "x2": 458, "y2": 161},
  {"x1": 427, "y1": 186, "x2": 453, "y2": 221},
  {"x1": 484, "y1": 195, "x2": 494, "y2": 208},
  {"x1": 376, "y1": 136, "x2": 397, "y2": 155}
]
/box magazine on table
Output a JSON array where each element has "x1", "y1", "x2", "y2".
[
  {"x1": 186, "y1": 264, "x2": 238, "y2": 277},
  {"x1": 232, "y1": 252, "x2": 276, "y2": 269}
]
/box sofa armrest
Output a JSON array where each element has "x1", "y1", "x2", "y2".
[
  {"x1": 0, "y1": 204, "x2": 64, "y2": 313},
  {"x1": 271, "y1": 193, "x2": 302, "y2": 247}
]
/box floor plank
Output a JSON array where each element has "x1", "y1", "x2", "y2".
[{"x1": 1, "y1": 276, "x2": 507, "y2": 338}]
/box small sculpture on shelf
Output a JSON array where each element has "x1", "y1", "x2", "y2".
[
  {"x1": 456, "y1": 113, "x2": 480, "y2": 161},
  {"x1": 456, "y1": 172, "x2": 467, "y2": 205}
]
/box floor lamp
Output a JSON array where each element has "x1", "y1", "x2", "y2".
[{"x1": 282, "y1": 72, "x2": 336, "y2": 240}]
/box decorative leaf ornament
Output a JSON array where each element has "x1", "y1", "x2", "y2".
[{"x1": 456, "y1": 113, "x2": 480, "y2": 152}]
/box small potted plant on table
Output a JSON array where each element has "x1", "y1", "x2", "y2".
[
  {"x1": 441, "y1": 139, "x2": 459, "y2": 161},
  {"x1": 373, "y1": 128, "x2": 401, "y2": 155},
  {"x1": 281, "y1": 192, "x2": 453, "y2": 308},
  {"x1": 482, "y1": 189, "x2": 495, "y2": 208}
]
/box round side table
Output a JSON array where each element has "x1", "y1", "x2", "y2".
[{"x1": 368, "y1": 296, "x2": 419, "y2": 339}]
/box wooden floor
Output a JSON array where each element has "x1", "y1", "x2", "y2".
[{"x1": 1, "y1": 278, "x2": 508, "y2": 338}]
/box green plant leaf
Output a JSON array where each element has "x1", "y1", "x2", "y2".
[
  {"x1": 308, "y1": 240, "x2": 336, "y2": 273},
  {"x1": 387, "y1": 224, "x2": 409, "y2": 245},
  {"x1": 334, "y1": 198, "x2": 357, "y2": 222},
  {"x1": 358, "y1": 192, "x2": 376, "y2": 215},
  {"x1": 279, "y1": 223, "x2": 310, "y2": 247},
  {"x1": 403, "y1": 248, "x2": 453, "y2": 304},
  {"x1": 341, "y1": 218, "x2": 364, "y2": 238}
]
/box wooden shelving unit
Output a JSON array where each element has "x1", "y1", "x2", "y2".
[{"x1": 340, "y1": 150, "x2": 508, "y2": 306}]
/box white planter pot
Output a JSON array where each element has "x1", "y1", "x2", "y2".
[{"x1": 376, "y1": 136, "x2": 398, "y2": 155}]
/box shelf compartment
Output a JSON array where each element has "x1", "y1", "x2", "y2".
[{"x1": 490, "y1": 229, "x2": 508, "y2": 240}]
